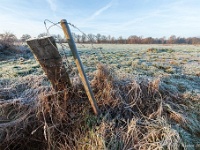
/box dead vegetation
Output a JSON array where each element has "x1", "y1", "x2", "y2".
[
  {"x1": 0, "y1": 32, "x2": 31, "y2": 61},
  {"x1": 0, "y1": 64, "x2": 199, "y2": 150}
]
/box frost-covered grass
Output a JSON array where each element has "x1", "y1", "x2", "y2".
[
  {"x1": 0, "y1": 44, "x2": 200, "y2": 149},
  {"x1": 57, "y1": 44, "x2": 200, "y2": 93},
  {"x1": 0, "y1": 58, "x2": 42, "y2": 78},
  {"x1": 56, "y1": 44, "x2": 200, "y2": 76},
  {"x1": 1, "y1": 44, "x2": 200, "y2": 90}
]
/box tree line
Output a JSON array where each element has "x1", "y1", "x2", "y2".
[
  {"x1": 1, "y1": 32, "x2": 200, "y2": 48},
  {"x1": 72, "y1": 34, "x2": 200, "y2": 45},
  {"x1": 35, "y1": 33, "x2": 200, "y2": 45}
]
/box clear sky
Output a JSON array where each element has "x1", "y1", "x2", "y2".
[{"x1": 0, "y1": 0, "x2": 200, "y2": 39}]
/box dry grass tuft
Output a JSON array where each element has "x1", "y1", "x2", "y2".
[{"x1": 0, "y1": 64, "x2": 199, "y2": 149}]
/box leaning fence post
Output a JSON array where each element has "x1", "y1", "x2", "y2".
[
  {"x1": 26, "y1": 36, "x2": 71, "y2": 91},
  {"x1": 60, "y1": 19, "x2": 100, "y2": 115},
  {"x1": 27, "y1": 36, "x2": 72, "y2": 121}
]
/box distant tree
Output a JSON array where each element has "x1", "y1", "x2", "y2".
[
  {"x1": 168, "y1": 35, "x2": 177, "y2": 44},
  {"x1": 128, "y1": 35, "x2": 141, "y2": 44},
  {"x1": 101, "y1": 35, "x2": 107, "y2": 43},
  {"x1": 38, "y1": 33, "x2": 48, "y2": 38},
  {"x1": 176, "y1": 37, "x2": 186, "y2": 44},
  {"x1": 57, "y1": 34, "x2": 64, "y2": 42},
  {"x1": 145, "y1": 37, "x2": 154, "y2": 44},
  {"x1": 0, "y1": 32, "x2": 17, "y2": 49},
  {"x1": 185, "y1": 38, "x2": 192, "y2": 44},
  {"x1": 21, "y1": 34, "x2": 31, "y2": 42},
  {"x1": 191, "y1": 37, "x2": 200, "y2": 44},
  {"x1": 107, "y1": 35, "x2": 111, "y2": 43},
  {"x1": 160, "y1": 36, "x2": 166, "y2": 44},
  {"x1": 118, "y1": 36, "x2": 124, "y2": 44},
  {"x1": 52, "y1": 34, "x2": 64, "y2": 43},
  {"x1": 96, "y1": 33, "x2": 101, "y2": 43},
  {"x1": 153, "y1": 38, "x2": 161, "y2": 44},
  {"x1": 111, "y1": 37, "x2": 115, "y2": 44},
  {"x1": 81, "y1": 34, "x2": 87, "y2": 43},
  {"x1": 76, "y1": 34, "x2": 81, "y2": 43},
  {"x1": 88, "y1": 34, "x2": 95, "y2": 43}
]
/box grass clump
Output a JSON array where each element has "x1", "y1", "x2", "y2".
[{"x1": 147, "y1": 48, "x2": 174, "y2": 53}]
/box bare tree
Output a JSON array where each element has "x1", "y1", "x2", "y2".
[
  {"x1": 88, "y1": 34, "x2": 95, "y2": 43},
  {"x1": 111, "y1": 37, "x2": 115, "y2": 44},
  {"x1": 81, "y1": 34, "x2": 87, "y2": 43},
  {"x1": 168, "y1": 35, "x2": 177, "y2": 44},
  {"x1": 107, "y1": 35, "x2": 111, "y2": 43},
  {"x1": 160, "y1": 36, "x2": 166, "y2": 44},
  {"x1": 21, "y1": 34, "x2": 31, "y2": 43},
  {"x1": 96, "y1": 33, "x2": 101, "y2": 43},
  {"x1": 118, "y1": 36, "x2": 126, "y2": 44},
  {"x1": 101, "y1": 35, "x2": 107, "y2": 43},
  {"x1": 144, "y1": 37, "x2": 154, "y2": 44},
  {"x1": 0, "y1": 32, "x2": 17, "y2": 49},
  {"x1": 51, "y1": 34, "x2": 64, "y2": 43},
  {"x1": 38, "y1": 33, "x2": 48, "y2": 38},
  {"x1": 76, "y1": 34, "x2": 81, "y2": 43},
  {"x1": 57, "y1": 34, "x2": 64, "y2": 42},
  {"x1": 128, "y1": 35, "x2": 142, "y2": 44}
]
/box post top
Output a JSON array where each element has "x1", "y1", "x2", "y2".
[
  {"x1": 26, "y1": 36, "x2": 53, "y2": 42},
  {"x1": 60, "y1": 19, "x2": 67, "y2": 23}
]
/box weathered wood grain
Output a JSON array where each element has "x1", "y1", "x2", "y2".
[{"x1": 27, "y1": 36, "x2": 71, "y2": 91}]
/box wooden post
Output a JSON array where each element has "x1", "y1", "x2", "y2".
[
  {"x1": 60, "y1": 19, "x2": 100, "y2": 115},
  {"x1": 27, "y1": 36, "x2": 71, "y2": 91}
]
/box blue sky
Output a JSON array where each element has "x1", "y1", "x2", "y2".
[{"x1": 0, "y1": 0, "x2": 200, "y2": 38}]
